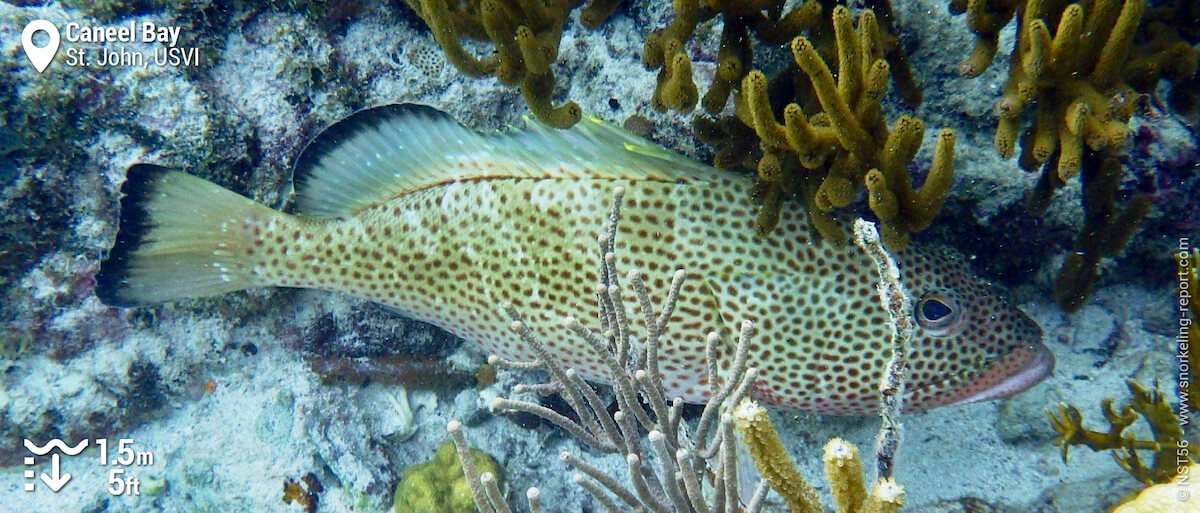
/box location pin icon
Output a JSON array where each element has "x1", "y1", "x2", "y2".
[{"x1": 22, "y1": 20, "x2": 60, "y2": 73}]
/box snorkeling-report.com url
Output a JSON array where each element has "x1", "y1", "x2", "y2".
[{"x1": 1179, "y1": 237, "x2": 1193, "y2": 502}]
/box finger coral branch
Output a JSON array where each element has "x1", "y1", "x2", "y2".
[
  {"x1": 952, "y1": 0, "x2": 1022, "y2": 76},
  {"x1": 447, "y1": 420, "x2": 497, "y2": 513},
  {"x1": 863, "y1": 478, "x2": 906, "y2": 513},
  {"x1": 645, "y1": 0, "x2": 821, "y2": 115},
  {"x1": 823, "y1": 438, "x2": 867, "y2": 513},
  {"x1": 645, "y1": 0, "x2": 921, "y2": 118}
]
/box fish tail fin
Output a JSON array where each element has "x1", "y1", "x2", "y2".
[{"x1": 97, "y1": 164, "x2": 276, "y2": 307}]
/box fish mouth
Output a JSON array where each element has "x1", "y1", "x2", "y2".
[{"x1": 947, "y1": 342, "x2": 1056, "y2": 406}]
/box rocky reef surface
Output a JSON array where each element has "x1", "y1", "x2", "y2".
[{"x1": 0, "y1": 1, "x2": 1195, "y2": 512}]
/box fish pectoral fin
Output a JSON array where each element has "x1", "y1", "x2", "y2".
[
  {"x1": 694, "y1": 274, "x2": 738, "y2": 347},
  {"x1": 697, "y1": 270, "x2": 782, "y2": 340},
  {"x1": 290, "y1": 104, "x2": 726, "y2": 218}
]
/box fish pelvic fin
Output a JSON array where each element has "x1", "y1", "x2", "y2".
[{"x1": 97, "y1": 164, "x2": 277, "y2": 307}]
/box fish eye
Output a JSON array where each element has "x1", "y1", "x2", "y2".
[{"x1": 916, "y1": 291, "x2": 964, "y2": 337}]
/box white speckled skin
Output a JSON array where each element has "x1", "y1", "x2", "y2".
[
  {"x1": 100, "y1": 106, "x2": 1051, "y2": 415},
  {"x1": 246, "y1": 172, "x2": 1047, "y2": 414}
]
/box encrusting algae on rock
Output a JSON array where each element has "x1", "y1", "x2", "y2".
[{"x1": 97, "y1": 103, "x2": 1051, "y2": 415}]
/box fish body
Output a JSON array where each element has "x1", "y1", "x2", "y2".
[{"x1": 98, "y1": 104, "x2": 1052, "y2": 415}]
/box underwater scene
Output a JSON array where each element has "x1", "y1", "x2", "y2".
[{"x1": 1, "y1": 0, "x2": 1199, "y2": 512}]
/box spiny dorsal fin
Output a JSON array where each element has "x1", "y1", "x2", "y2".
[{"x1": 290, "y1": 103, "x2": 725, "y2": 217}]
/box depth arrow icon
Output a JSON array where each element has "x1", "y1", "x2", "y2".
[{"x1": 40, "y1": 453, "x2": 71, "y2": 492}]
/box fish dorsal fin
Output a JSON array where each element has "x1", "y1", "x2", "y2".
[{"x1": 290, "y1": 103, "x2": 724, "y2": 217}]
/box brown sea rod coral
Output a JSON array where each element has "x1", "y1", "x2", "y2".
[
  {"x1": 398, "y1": 0, "x2": 625, "y2": 128},
  {"x1": 644, "y1": 0, "x2": 921, "y2": 115},
  {"x1": 1049, "y1": 379, "x2": 1197, "y2": 485},
  {"x1": 643, "y1": 0, "x2": 822, "y2": 114},
  {"x1": 737, "y1": 6, "x2": 955, "y2": 248},
  {"x1": 991, "y1": 0, "x2": 1144, "y2": 175},
  {"x1": 950, "y1": 0, "x2": 1199, "y2": 98},
  {"x1": 984, "y1": 0, "x2": 1165, "y2": 310},
  {"x1": 950, "y1": 0, "x2": 1198, "y2": 310},
  {"x1": 949, "y1": 0, "x2": 1026, "y2": 76}
]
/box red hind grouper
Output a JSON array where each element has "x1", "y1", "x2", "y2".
[{"x1": 97, "y1": 104, "x2": 1053, "y2": 415}]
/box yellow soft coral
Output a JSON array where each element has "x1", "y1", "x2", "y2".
[
  {"x1": 733, "y1": 399, "x2": 905, "y2": 513},
  {"x1": 1110, "y1": 464, "x2": 1200, "y2": 513},
  {"x1": 401, "y1": 0, "x2": 609, "y2": 127},
  {"x1": 644, "y1": 0, "x2": 823, "y2": 115},
  {"x1": 954, "y1": 0, "x2": 1196, "y2": 311},
  {"x1": 738, "y1": 6, "x2": 955, "y2": 247}
]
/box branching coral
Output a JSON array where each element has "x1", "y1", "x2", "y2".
[
  {"x1": 694, "y1": 114, "x2": 762, "y2": 170},
  {"x1": 1048, "y1": 379, "x2": 1195, "y2": 485},
  {"x1": 952, "y1": 0, "x2": 1199, "y2": 177},
  {"x1": 951, "y1": 0, "x2": 1198, "y2": 310},
  {"x1": 950, "y1": 0, "x2": 1200, "y2": 100},
  {"x1": 733, "y1": 401, "x2": 822, "y2": 512},
  {"x1": 1043, "y1": 151, "x2": 1151, "y2": 311},
  {"x1": 644, "y1": 0, "x2": 822, "y2": 115},
  {"x1": 734, "y1": 401, "x2": 906, "y2": 513},
  {"x1": 948, "y1": 0, "x2": 1026, "y2": 76},
  {"x1": 1127, "y1": 0, "x2": 1200, "y2": 114},
  {"x1": 644, "y1": 0, "x2": 921, "y2": 116},
  {"x1": 991, "y1": 0, "x2": 1145, "y2": 176},
  {"x1": 282, "y1": 473, "x2": 324, "y2": 513},
  {"x1": 399, "y1": 0, "x2": 622, "y2": 128},
  {"x1": 738, "y1": 6, "x2": 956, "y2": 248}
]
